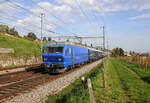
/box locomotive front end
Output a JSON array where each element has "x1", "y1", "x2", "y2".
[{"x1": 41, "y1": 44, "x2": 65, "y2": 72}]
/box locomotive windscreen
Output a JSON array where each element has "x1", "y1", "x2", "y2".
[{"x1": 45, "y1": 46, "x2": 64, "y2": 53}]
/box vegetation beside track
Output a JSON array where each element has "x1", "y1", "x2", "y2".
[
  {"x1": 118, "y1": 56, "x2": 150, "y2": 68},
  {"x1": 0, "y1": 33, "x2": 41, "y2": 56},
  {"x1": 46, "y1": 63, "x2": 103, "y2": 103},
  {"x1": 46, "y1": 58, "x2": 150, "y2": 103},
  {"x1": 110, "y1": 58, "x2": 150, "y2": 103},
  {"x1": 119, "y1": 60, "x2": 150, "y2": 83},
  {"x1": 97, "y1": 58, "x2": 127, "y2": 103}
]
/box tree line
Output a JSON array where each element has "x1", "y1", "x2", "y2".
[
  {"x1": 111, "y1": 48, "x2": 125, "y2": 57},
  {"x1": 0, "y1": 24, "x2": 51, "y2": 42},
  {"x1": 0, "y1": 24, "x2": 19, "y2": 36}
]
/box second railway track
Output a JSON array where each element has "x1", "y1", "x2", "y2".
[{"x1": 0, "y1": 61, "x2": 96, "y2": 102}]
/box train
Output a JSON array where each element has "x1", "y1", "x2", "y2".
[{"x1": 40, "y1": 43, "x2": 104, "y2": 73}]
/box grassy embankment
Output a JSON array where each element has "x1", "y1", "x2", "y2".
[
  {"x1": 109, "y1": 58, "x2": 150, "y2": 103},
  {"x1": 46, "y1": 58, "x2": 150, "y2": 103},
  {"x1": 0, "y1": 33, "x2": 41, "y2": 56}
]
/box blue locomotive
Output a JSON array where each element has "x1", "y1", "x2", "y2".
[{"x1": 41, "y1": 43, "x2": 103, "y2": 73}]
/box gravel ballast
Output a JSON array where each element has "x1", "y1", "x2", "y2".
[{"x1": 4, "y1": 60, "x2": 102, "y2": 103}]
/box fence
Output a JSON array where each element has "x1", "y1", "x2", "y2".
[{"x1": 118, "y1": 56, "x2": 150, "y2": 68}]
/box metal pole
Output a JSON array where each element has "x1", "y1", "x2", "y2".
[
  {"x1": 41, "y1": 13, "x2": 44, "y2": 52},
  {"x1": 103, "y1": 26, "x2": 105, "y2": 50},
  {"x1": 102, "y1": 26, "x2": 106, "y2": 88}
]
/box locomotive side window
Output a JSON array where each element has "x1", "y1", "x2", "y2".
[{"x1": 45, "y1": 46, "x2": 64, "y2": 53}]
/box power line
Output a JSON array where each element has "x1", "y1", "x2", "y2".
[
  {"x1": 0, "y1": 13, "x2": 55, "y2": 34},
  {"x1": 6, "y1": 0, "x2": 40, "y2": 17},
  {"x1": 0, "y1": 12, "x2": 73, "y2": 38},
  {"x1": 0, "y1": 21, "x2": 40, "y2": 35},
  {"x1": 4, "y1": 0, "x2": 105, "y2": 40},
  {"x1": 97, "y1": 0, "x2": 106, "y2": 26},
  {"x1": 92, "y1": 12, "x2": 101, "y2": 27},
  {"x1": 4, "y1": 0, "x2": 55, "y2": 30},
  {"x1": 7, "y1": 0, "x2": 80, "y2": 36},
  {"x1": 4, "y1": 0, "x2": 54, "y2": 29},
  {"x1": 74, "y1": 0, "x2": 96, "y2": 32},
  {"x1": 4, "y1": 0, "x2": 72, "y2": 35},
  {"x1": 30, "y1": 0, "x2": 81, "y2": 36}
]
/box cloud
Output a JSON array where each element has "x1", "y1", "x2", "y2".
[
  {"x1": 0, "y1": 1, "x2": 23, "y2": 17},
  {"x1": 30, "y1": 2, "x2": 73, "y2": 22},
  {"x1": 129, "y1": 13, "x2": 150, "y2": 20},
  {"x1": 13, "y1": 1, "x2": 74, "y2": 37},
  {"x1": 57, "y1": 0, "x2": 150, "y2": 15}
]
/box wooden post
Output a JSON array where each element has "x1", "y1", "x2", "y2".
[
  {"x1": 88, "y1": 78, "x2": 95, "y2": 103},
  {"x1": 146, "y1": 60, "x2": 148, "y2": 68}
]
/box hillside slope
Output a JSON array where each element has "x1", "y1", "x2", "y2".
[{"x1": 0, "y1": 33, "x2": 41, "y2": 56}]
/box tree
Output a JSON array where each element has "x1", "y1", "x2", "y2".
[
  {"x1": 9, "y1": 27, "x2": 19, "y2": 36},
  {"x1": 26, "y1": 32, "x2": 37, "y2": 40},
  {"x1": 111, "y1": 48, "x2": 124, "y2": 57},
  {"x1": 43, "y1": 37, "x2": 47, "y2": 42},
  {"x1": 48, "y1": 37, "x2": 51, "y2": 42},
  {"x1": 119, "y1": 48, "x2": 124, "y2": 56},
  {"x1": 0, "y1": 24, "x2": 9, "y2": 33}
]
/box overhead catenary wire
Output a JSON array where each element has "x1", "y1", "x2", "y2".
[
  {"x1": 97, "y1": 0, "x2": 106, "y2": 26},
  {"x1": 74, "y1": 0, "x2": 96, "y2": 33},
  {"x1": 3, "y1": 0, "x2": 55, "y2": 32},
  {"x1": 5, "y1": 0, "x2": 101, "y2": 37},
  {"x1": 5, "y1": 0, "x2": 77, "y2": 36},
  {"x1": 0, "y1": 14, "x2": 70, "y2": 38},
  {"x1": 30, "y1": 0, "x2": 82, "y2": 36},
  {"x1": 2, "y1": 0, "x2": 105, "y2": 47},
  {"x1": 0, "y1": 13, "x2": 75, "y2": 39},
  {"x1": 0, "y1": 13, "x2": 55, "y2": 34},
  {"x1": 6, "y1": 0, "x2": 40, "y2": 17},
  {"x1": 5, "y1": 0, "x2": 76, "y2": 36},
  {"x1": 92, "y1": 12, "x2": 101, "y2": 27},
  {"x1": 0, "y1": 21, "x2": 40, "y2": 35}
]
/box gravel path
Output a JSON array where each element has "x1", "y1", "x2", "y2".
[{"x1": 4, "y1": 60, "x2": 102, "y2": 103}]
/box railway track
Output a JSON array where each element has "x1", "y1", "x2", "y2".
[
  {"x1": 0, "y1": 61, "x2": 96, "y2": 102},
  {"x1": 0, "y1": 64, "x2": 41, "y2": 71},
  {"x1": 0, "y1": 66, "x2": 43, "y2": 85}
]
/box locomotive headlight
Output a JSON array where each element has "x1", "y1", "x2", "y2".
[{"x1": 58, "y1": 58, "x2": 62, "y2": 61}]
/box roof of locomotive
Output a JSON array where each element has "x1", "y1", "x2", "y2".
[{"x1": 44, "y1": 42, "x2": 103, "y2": 53}]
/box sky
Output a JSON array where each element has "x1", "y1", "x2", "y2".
[{"x1": 0, "y1": 0, "x2": 150, "y2": 52}]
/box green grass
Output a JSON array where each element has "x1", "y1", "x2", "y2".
[
  {"x1": 119, "y1": 60, "x2": 150, "y2": 84},
  {"x1": 46, "y1": 58, "x2": 150, "y2": 103},
  {"x1": 95, "y1": 59, "x2": 127, "y2": 103},
  {"x1": 110, "y1": 58, "x2": 150, "y2": 103},
  {"x1": 46, "y1": 63, "x2": 103, "y2": 103},
  {"x1": 0, "y1": 33, "x2": 41, "y2": 56}
]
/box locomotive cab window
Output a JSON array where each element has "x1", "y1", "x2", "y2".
[
  {"x1": 45, "y1": 46, "x2": 64, "y2": 53},
  {"x1": 66, "y1": 47, "x2": 71, "y2": 54}
]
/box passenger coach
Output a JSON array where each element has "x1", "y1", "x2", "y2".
[{"x1": 41, "y1": 43, "x2": 103, "y2": 73}]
